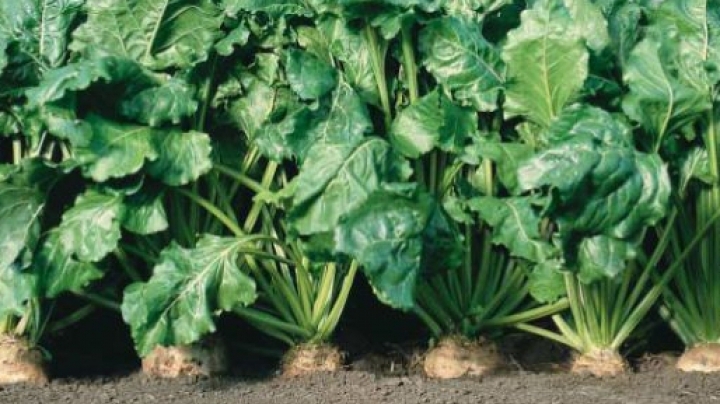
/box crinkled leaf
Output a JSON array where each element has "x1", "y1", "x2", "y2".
[
  {"x1": 420, "y1": 16, "x2": 504, "y2": 112},
  {"x1": 285, "y1": 49, "x2": 338, "y2": 100},
  {"x1": 34, "y1": 231, "x2": 104, "y2": 298},
  {"x1": 463, "y1": 136, "x2": 533, "y2": 192},
  {"x1": 290, "y1": 137, "x2": 411, "y2": 236},
  {"x1": 468, "y1": 196, "x2": 553, "y2": 262},
  {"x1": 146, "y1": 130, "x2": 212, "y2": 186},
  {"x1": 222, "y1": 0, "x2": 313, "y2": 18},
  {"x1": 335, "y1": 189, "x2": 462, "y2": 310},
  {"x1": 390, "y1": 89, "x2": 477, "y2": 158},
  {"x1": 57, "y1": 190, "x2": 124, "y2": 263},
  {"x1": 73, "y1": 115, "x2": 158, "y2": 182},
  {"x1": 680, "y1": 147, "x2": 714, "y2": 189},
  {"x1": 121, "y1": 235, "x2": 257, "y2": 356},
  {"x1": 502, "y1": 0, "x2": 588, "y2": 127},
  {"x1": 0, "y1": 263, "x2": 35, "y2": 319},
  {"x1": 564, "y1": 0, "x2": 609, "y2": 51},
  {"x1": 120, "y1": 78, "x2": 199, "y2": 126},
  {"x1": 0, "y1": 0, "x2": 84, "y2": 69},
  {"x1": 70, "y1": 0, "x2": 224, "y2": 70},
  {"x1": 215, "y1": 22, "x2": 250, "y2": 56}
]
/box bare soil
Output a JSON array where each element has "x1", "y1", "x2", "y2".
[{"x1": 3, "y1": 359, "x2": 720, "y2": 404}]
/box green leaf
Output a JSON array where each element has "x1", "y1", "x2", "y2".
[
  {"x1": 0, "y1": 0, "x2": 84, "y2": 69},
  {"x1": 290, "y1": 137, "x2": 411, "y2": 236},
  {"x1": 33, "y1": 231, "x2": 104, "y2": 298},
  {"x1": 223, "y1": 0, "x2": 313, "y2": 18},
  {"x1": 121, "y1": 235, "x2": 257, "y2": 356},
  {"x1": 564, "y1": 0, "x2": 610, "y2": 52},
  {"x1": 73, "y1": 115, "x2": 158, "y2": 182},
  {"x1": 390, "y1": 89, "x2": 478, "y2": 158},
  {"x1": 146, "y1": 130, "x2": 212, "y2": 186},
  {"x1": 122, "y1": 187, "x2": 169, "y2": 235},
  {"x1": 25, "y1": 56, "x2": 150, "y2": 109},
  {"x1": 577, "y1": 235, "x2": 634, "y2": 283},
  {"x1": 622, "y1": 38, "x2": 710, "y2": 139},
  {"x1": 120, "y1": 78, "x2": 199, "y2": 126},
  {"x1": 0, "y1": 263, "x2": 35, "y2": 319},
  {"x1": 502, "y1": 0, "x2": 588, "y2": 127},
  {"x1": 335, "y1": 189, "x2": 462, "y2": 310},
  {"x1": 680, "y1": 147, "x2": 714, "y2": 189},
  {"x1": 528, "y1": 259, "x2": 566, "y2": 303},
  {"x1": 468, "y1": 196, "x2": 553, "y2": 262},
  {"x1": 56, "y1": 190, "x2": 125, "y2": 263},
  {"x1": 215, "y1": 22, "x2": 250, "y2": 56},
  {"x1": 70, "y1": 0, "x2": 224, "y2": 69},
  {"x1": 463, "y1": 136, "x2": 534, "y2": 192},
  {"x1": 420, "y1": 16, "x2": 505, "y2": 112},
  {"x1": 0, "y1": 184, "x2": 44, "y2": 270},
  {"x1": 285, "y1": 49, "x2": 338, "y2": 100}
]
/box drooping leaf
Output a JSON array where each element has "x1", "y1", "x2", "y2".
[
  {"x1": 420, "y1": 16, "x2": 505, "y2": 112},
  {"x1": 70, "y1": 0, "x2": 224, "y2": 70},
  {"x1": 390, "y1": 89, "x2": 478, "y2": 158},
  {"x1": 468, "y1": 196, "x2": 553, "y2": 262},
  {"x1": 528, "y1": 259, "x2": 566, "y2": 303},
  {"x1": 33, "y1": 231, "x2": 104, "y2": 298},
  {"x1": 289, "y1": 137, "x2": 411, "y2": 236},
  {"x1": 121, "y1": 235, "x2": 257, "y2": 356},
  {"x1": 335, "y1": 188, "x2": 462, "y2": 309},
  {"x1": 0, "y1": 184, "x2": 44, "y2": 270},
  {"x1": 576, "y1": 235, "x2": 635, "y2": 283},
  {"x1": 502, "y1": 0, "x2": 588, "y2": 127}
]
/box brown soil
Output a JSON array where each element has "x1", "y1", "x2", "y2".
[
  {"x1": 3, "y1": 359, "x2": 720, "y2": 404},
  {"x1": 423, "y1": 336, "x2": 504, "y2": 379},
  {"x1": 571, "y1": 349, "x2": 628, "y2": 377},
  {"x1": 677, "y1": 343, "x2": 720, "y2": 372},
  {"x1": 0, "y1": 335, "x2": 48, "y2": 385},
  {"x1": 142, "y1": 338, "x2": 228, "y2": 378},
  {"x1": 281, "y1": 343, "x2": 344, "y2": 377}
]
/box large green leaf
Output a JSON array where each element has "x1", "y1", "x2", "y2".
[
  {"x1": 502, "y1": 0, "x2": 588, "y2": 127},
  {"x1": 623, "y1": 38, "x2": 711, "y2": 140},
  {"x1": 56, "y1": 190, "x2": 124, "y2": 263},
  {"x1": 576, "y1": 235, "x2": 634, "y2": 283},
  {"x1": 335, "y1": 189, "x2": 462, "y2": 309},
  {"x1": 223, "y1": 0, "x2": 313, "y2": 18},
  {"x1": 121, "y1": 235, "x2": 257, "y2": 356},
  {"x1": 289, "y1": 137, "x2": 411, "y2": 236},
  {"x1": 0, "y1": 264, "x2": 35, "y2": 320},
  {"x1": 420, "y1": 16, "x2": 505, "y2": 112},
  {"x1": 70, "y1": 0, "x2": 224, "y2": 70},
  {"x1": 0, "y1": 0, "x2": 84, "y2": 70},
  {"x1": 468, "y1": 196, "x2": 553, "y2": 262},
  {"x1": 528, "y1": 259, "x2": 566, "y2": 303},
  {"x1": 122, "y1": 186, "x2": 169, "y2": 235},
  {"x1": 564, "y1": 0, "x2": 609, "y2": 52},
  {"x1": 390, "y1": 89, "x2": 478, "y2": 158}
]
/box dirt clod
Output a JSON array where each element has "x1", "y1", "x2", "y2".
[
  {"x1": 0, "y1": 335, "x2": 48, "y2": 385},
  {"x1": 571, "y1": 349, "x2": 627, "y2": 377},
  {"x1": 141, "y1": 337, "x2": 227, "y2": 378},
  {"x1": 423, "y1": 336, "x2": 503, "y2": 379},
  {"x1": 281, "y1": 343, "x2": 344, "y2": 377},
  {"x1": 677, "y1": 343, "x2": 720, "y2": 372}
]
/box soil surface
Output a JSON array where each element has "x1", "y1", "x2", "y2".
[{"x1": 2, "y1": 356, "x2": 720, "y2": 404}]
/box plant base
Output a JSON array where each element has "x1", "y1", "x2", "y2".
[
  {"x1": 676, "y1": 343, "x2": 720, "y2": 372},
  {"x1": 281, "y1": 343, "x2": 344, "y2": 377},
  {"x1": 571, "y1": 349, "x2": 627, "y2": 377},
  {"x1": 423, "y1": 336, "x2": 503, "y2": 379},
  {"x1": 0, "y1": 335, "x2": 48, "y2": 384},
  {"x1": 141, "y1": 337, "x2": 227, "y2": 378}
]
